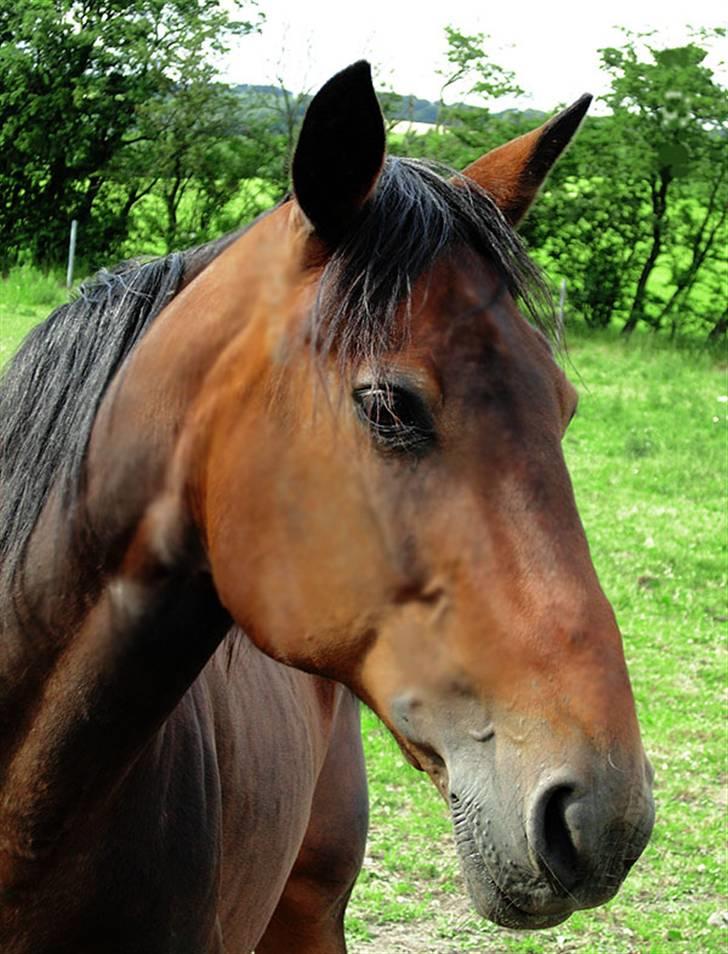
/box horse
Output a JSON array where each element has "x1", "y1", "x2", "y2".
[{"x1": 0, "y1": 62, "x2": 654, "y2": 953}]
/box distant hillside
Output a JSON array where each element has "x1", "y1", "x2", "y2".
[
  {"x1": 233, "y1": 84, "x2": 546, "y2": 128},
  {"x1": 388, "y1": 92, "x2": 545, "y2": 126}
]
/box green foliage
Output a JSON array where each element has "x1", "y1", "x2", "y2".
[
  {"x1": 438, "y1": 25, "x2": 523, "y2": 106},
  {"x1": 386, "y1": 26, "x2": 524, "y2": 167},
  {"x1": 122, "y1": 177, "x2": 277, "y2": 258},
  {"x1": 392, "y1": 26, "x2": 727, "y2": 342},
  {"x1": 116, "y1": 82, "x2": 279, "y2": 253},
  {"x1": 1, "y1": 18, "x2": 724, "y2": 342},
  {"x1": 347, "y1": 333, "x2": 727, "y2": 952},
  {"x1": 233, "y1": 82, "x2": 312, "y2": 197},
  {"x1": 522, "y1": 30, "x2": 727, "y2": 341},
  {"x1": 0, "y1": 0, "x2": 259, "y2": 269},
  {"x1": 599, "y1": 31, "x2": 727, "y2": 336}
]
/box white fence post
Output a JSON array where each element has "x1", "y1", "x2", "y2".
[{"x1": 66, "y1": 219, "x2": 78, "y2": 289}]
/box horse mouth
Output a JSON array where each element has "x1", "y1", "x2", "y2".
[
  {"x1": 481, "y1": 891, "x2": 572, "y2": 931},
  {"x1": 451, "y1": 806, "x2": 575, "y2": 930},
  {"x1": 459, "y1": 856, "x2": 573, "y2": 930}
]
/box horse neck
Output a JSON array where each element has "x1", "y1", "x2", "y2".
[
  {"x1": 0, "y1": 212, "x2": 295, "y2": 865},
  {"x1": 85, "y1": 207, "x2": 297, "y2": 564}
]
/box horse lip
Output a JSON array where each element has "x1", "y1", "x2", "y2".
[
  {"x1": 461, "y1": 852, "x2": 574, "y2": 930},
  {"x1": 493, "y1": 899, "x2": 572, "y2": 930}
]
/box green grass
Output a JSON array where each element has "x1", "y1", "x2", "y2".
[
  {"x1": 0, "y1": 266, "x2": 69, "y2": 365},
  {"x1": 347, "y1": 331, "x2": 727, "y2": 952},
  {"x1": 1, "y1": 276, "x2": 726, "y2": 952}
]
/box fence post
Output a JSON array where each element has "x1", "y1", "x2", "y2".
[
  {"x1": 66, "y1": 219, "x2": 78, "y2": 289},
  {"x1": 557, "y1": 278, "x2": 567, "y2": 346}
]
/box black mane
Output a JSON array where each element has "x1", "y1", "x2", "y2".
[
  {"x1": 313, "y1": 157, "x2": 554, "y2": 365},
  {"x1": 0, "y1": 217, "x2": 259, "y2": 606},
  {"x1": 0, "y1": 253, "x2": 186, "y2": 594}
]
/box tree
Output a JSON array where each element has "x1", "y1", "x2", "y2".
[
  {"x1": 0, "y1": 0, "x2": 260, "y2": 270},
  {"x1": 233, "y1": 76, "x2": 312, "y2": 200},
  {"x1": 522, "y1": 30, "x2": 727, "y2": 340},
  {"x1": 521, "y1": 112, "x2": 650, "y2": 330},
  {"x1": 116, "y1": 80, "x2": 273, "y2": 254},
  {"x1": 387, "y1": 26, "x2": 524, "y2": 168},
  {"x1": 600, "y1": 31, "x2": 727, "y2": 336},
  {"x1": 436, "y1": 26, "x2": 523, "y2": 132}
]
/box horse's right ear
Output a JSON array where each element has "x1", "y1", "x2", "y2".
[{"x1": 292, "y1": 61, "x2": 386, "y2": 246}]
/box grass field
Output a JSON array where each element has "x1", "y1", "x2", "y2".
[
  {"x1": 0, "y1": 266, "x2": 68, "y2": 364},
  {"x1": 1, "y1": 276, "x2": 726, "y2": 953}
]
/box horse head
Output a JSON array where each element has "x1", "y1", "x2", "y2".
[{"x1": 118, "y1": 63, "x2": 653, "y2": 929}]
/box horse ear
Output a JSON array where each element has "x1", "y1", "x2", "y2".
[
  {"x1": 292, "y1": 61, "x2": 386, "y2": 244},
  {"x1": 462, "y1": 94, "x2": 592, "y2": 225}
]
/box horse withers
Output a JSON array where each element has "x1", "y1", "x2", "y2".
[{"x1": 0, "y1": 62, "x2": 654, "y2": 952}]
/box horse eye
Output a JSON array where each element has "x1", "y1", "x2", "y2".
[{"x1": 352, "y1": 384, "x2": 435, "y2": 455}]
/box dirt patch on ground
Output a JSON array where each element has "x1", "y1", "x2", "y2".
[{"x1": 349, "y1": 894, "x2": 478, "y2": 953}]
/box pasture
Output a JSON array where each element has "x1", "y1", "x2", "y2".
[{"x1": 0, "y1": 275, "x2": 725, "y2": 953}]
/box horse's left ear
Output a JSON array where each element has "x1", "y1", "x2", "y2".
[
  {"x1": 462, "y1": 94, "x2": 592, "y2": 225},
  {"x1": 293, "y1": 61, "x2": 386, "y2": 245}
]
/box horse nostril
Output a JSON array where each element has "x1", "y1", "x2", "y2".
[
  {"x1": 528, "y1": 784, "x2": 581, "y2": 892},
  {"x1": 543, "y1": 786, "x2": 579, "y2": 886}
]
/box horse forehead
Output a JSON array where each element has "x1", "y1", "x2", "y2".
[
  {"x1": 411, "y1": 257, "x2": 558, "y2": 384},
  {"x1": 423, "y1": 254, "x2": 502, "y2": 312}
]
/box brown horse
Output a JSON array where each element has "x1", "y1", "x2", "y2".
[{"x1": 0, "y1": 63, "x2": 654, "y2": 953}]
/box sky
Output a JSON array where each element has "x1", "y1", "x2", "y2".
[{"x1": 222, "y1": 0, "x2": 726, "y2": 113}]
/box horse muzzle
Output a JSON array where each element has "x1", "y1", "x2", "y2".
[
  {"x1": 447, "y1": 753, "x2": 655, "y2": 929},
  {"x1": 389, "y1": 688, "x2": 654, "y2": 928}
]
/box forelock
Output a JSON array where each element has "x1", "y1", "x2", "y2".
[{"x1": 309, "y1": 157, "x2": 555, "y2": 367}]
